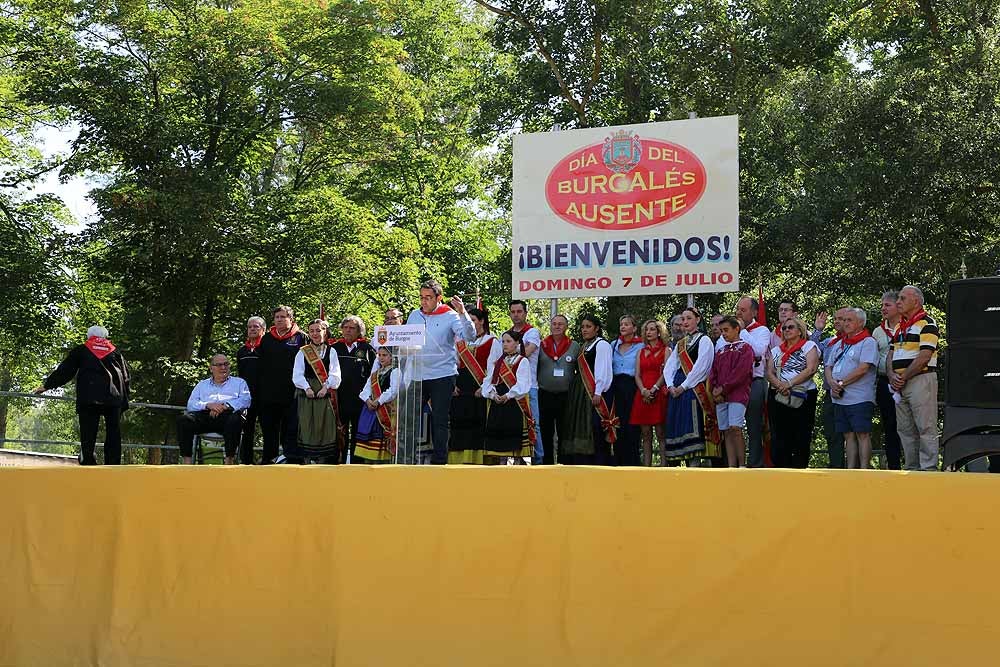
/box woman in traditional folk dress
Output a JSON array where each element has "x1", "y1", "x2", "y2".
[
  {"x1": 449, "y1": 307, "x2": 502, "y2": 464},
  {"x1": 631, "y1": 319, "x2": 669, "y2": 466},
  {"x1": 292, "y1": 319, "x2": 343, "y2": 463},
  {"x1": 560, "y1": 315, "x2": 616, "y2": 465},
  {"x1": 355, "y1": 347, "x2": 402, "y2": 463},
  {"x1": 661, "y1": 307, "x2": 721, "y2": 464},
  {"x1": 481, "y1": 330, "x2": 535, "y2": 465}
]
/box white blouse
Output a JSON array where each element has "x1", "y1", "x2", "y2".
[
  {"x1": 292, "y1": 345, "x2": 342, "y2": 390},
  {"x1": 663, "y1": 333, "x2": 715, "y2": 391},
  {"x1": 358, "y1": 368, "x2": 402, "y2": 404},
  {"x1": 482, "y1": 355, "x2": 532, "y2": 400},
  {"x1": 583, "y1": 338, "x2": 613, "y2": 395},
  {"x1": 472, "y1": 334, "x2": 504, "y2": 384}
]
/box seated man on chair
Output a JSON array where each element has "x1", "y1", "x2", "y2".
[{"x1": 178, "y1": 354, "x2": 251, "y2": 465}]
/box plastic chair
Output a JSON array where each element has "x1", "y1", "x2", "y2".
[{"x1": 193, "y1": 433, "x2": 226, "y2": 465}]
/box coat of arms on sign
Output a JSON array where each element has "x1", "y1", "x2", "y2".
[{"x1": 602, "y1": 130, "x2": 642, "y2": 174}]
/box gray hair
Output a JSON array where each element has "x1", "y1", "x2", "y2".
[
  {"x1": 881, "y1": 290, "x2": 899, "y2": 303},
  {"x1": 87, "y1": 325, "x2": 109, "y2": 338},
  {"x1": 340, "y1": 315, "x2": 366, "y2": 338},
  {"x1": 247, "y1": 316, "x2": 265, "y2": 328},
  {"x1": 273, "y1": 305, "x2": 294, "y2": 319},
  {"x1": 550, "y1": 314, "x2": 569, "y2": 325},
  {"x1": 849, "y1": 307, "x2": 868, "y2": 326},
  {"x1": 900, "y1": 285, "x2": 925, "y2": 304}
]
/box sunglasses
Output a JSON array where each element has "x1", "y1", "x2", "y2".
[{"x1": 782, "y1": 325, "x2": 798, "y2": 331}]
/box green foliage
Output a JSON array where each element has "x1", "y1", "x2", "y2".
[{"x1": 1, "y1": 0, "x2": 998, "y2": 453}]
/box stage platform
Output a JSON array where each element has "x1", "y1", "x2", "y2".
[{"x1": 2, "y1": 466, "x2": 997, "y2": 666}]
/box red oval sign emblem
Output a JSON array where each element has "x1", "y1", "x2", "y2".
[{"x1": 545, "y1": 134, "x2": 707, "y2": 231}]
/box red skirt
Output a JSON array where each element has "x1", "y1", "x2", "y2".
[{"x1": 630, "y1": 365, "x2": 668, "y2": 425}]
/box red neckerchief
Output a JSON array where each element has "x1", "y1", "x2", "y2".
[
  {"x1": 880, "y1": 319, "x2": 897, "y2": 339},
  {"x1": 745, "y1": 321, "x2": 762, "y2": 331},
  {"x1": 328, "y1": 337, "x2": 368, "y2": 346},
  {"x1": 244, "y1": 336, "x2": 262, "y2": 352},
  {"x1": 841, "y1": 329, "x2": 871, "y2": 346},
  {"x1": 541, "y1": 335, "x2": 572, "y2": 360},
  {"x1": 513, "y1": 322, "x2": 534, "y2": 333},
  {"x1": 84, "y1": 336, "x2": 116, "y2": 360},
  {"x1": 422, "y1": 304, "x2": 452, "y2": 316},
  {"x1": 895, "y1": 309, "x2": 928, "y2": 340},
  {"x1": 617, "y1": 335, "x2": 641, "y2": 344},
  {"x1": 268, "y1": 324, "x2": 300, "y2": 341},
  {"x1": 779, "y1": 338, "x2": 807, "y2": 367},
  {"x1": 826, "y1": 334, "x2": 844, "y2": 348},
  {"x1": 641, "y1": 341, "x2": 665, "y2": 356}
]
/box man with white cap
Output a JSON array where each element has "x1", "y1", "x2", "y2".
[{"x1": 35, "y1": 325, "x2": 130, "y2": 465}]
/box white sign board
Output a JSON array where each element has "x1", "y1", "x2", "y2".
[
  {"x1": 512, "y1": 115, "x2": 739, "y2": 298},
  {"x1": 373, "y1": 324, "x2": 425, "y2": 348}
]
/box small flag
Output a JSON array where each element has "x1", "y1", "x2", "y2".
[
  {"x1": 758, "y1": 276, "x2": 773, "y2": 468},
  {"x1": 757, "y1": 283, "x2": 766, "y2": 327}
]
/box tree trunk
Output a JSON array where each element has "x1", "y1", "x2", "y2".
[
  {"x1": 197, "y1": 297, "x2": 218, "y2": 359},
  {"x1": 0, "y1": 359, "x2": 10, "y2": 444},
  {"x1": 175, "y1": 313, "x2": 199, "y2": 361}
]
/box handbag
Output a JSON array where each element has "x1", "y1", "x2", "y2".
[
  {"x1": 774, "y1": 347, "x2": 808, "y2": 408},
  {"x1": 774, "y1": 386, "x2": 808, "y2": 408}
]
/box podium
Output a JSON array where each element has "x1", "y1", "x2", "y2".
[{"x1": 373, "y1": 324, "x2": 430, "y2": 464}]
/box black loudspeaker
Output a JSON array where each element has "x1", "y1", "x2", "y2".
[
  {"x1": 943, "y1": 277, "x2": 1000, "y2": 468},
  {"x1": 945, "y1": 344, "x2": 1000, "y2": 409},
  {"x1": 947, "y1": 277, "x2": 1000, "y2": 344}
]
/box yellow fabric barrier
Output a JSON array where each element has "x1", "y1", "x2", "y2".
[{"x1": 1, "y1": 466, "x2": 998, "y2": 666}]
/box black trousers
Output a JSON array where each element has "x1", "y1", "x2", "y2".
[
  {"x1": 239, "y1": 402, "x2": 258, "y2": 464},
  {"x1": 611, "y1": 374, "x2": 640, "y2": 466},
  {"x1": 876, "y1": 376, "x2": 902, "y2": 470},
  {"x1": 78, "y1": 404, "x2": 122, "y2": 466},
  {"x1": 341, "y1": 401, "x2": 362, "y2": 464},
  {"x1": 767, "y1": 389, "x2": 818, "y2": 468},
  {"x1": 177, "y1": 410, "x2": 246, "y2": 458},
  {"x1": 539, "y1": 388, "x2": 568, "y2": 465},
  {"x1": 259, "y1": 400, "x2": 299, "y2": 463},
  {"x1": 423, "y1": 375, "x2": 457, "y2": 464},
  {"x1": 594, "y1": 389, "x2": 616, "y2": 466}
]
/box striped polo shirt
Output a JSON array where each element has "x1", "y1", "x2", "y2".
[{"x1": 890, "y1": 312, "x2": 939, "y2": 374}]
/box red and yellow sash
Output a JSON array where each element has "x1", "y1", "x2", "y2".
[
  {"x1": 677, "y1": 337, "x2": 721, "y2": 449},
  {"x1": 457, "y1": 339, "x2": 490, "y2": 386},
  {"x1": 301, "y1": 344, "x2": 346, "y2": 450},
  {"x1": 578, "y1": 346, "x2": 618, "y2": 444},
  {"x1": 370, "y1": 371, "x2": 396, "y2": 457},
  {"x1": 496, "y1": 358, "x2": 537, "y2": 446}
]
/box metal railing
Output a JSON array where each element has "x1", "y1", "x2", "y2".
[
  {"x1": 0, "y1": 390, "x2": 187, "y2": 465},
  {"x1": 0, "y1": 391, "x2": 186, "y2": 411}
]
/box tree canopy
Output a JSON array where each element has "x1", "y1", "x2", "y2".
[{"x1": 1, "y1": 0, "x2": 998, "y2": 442}]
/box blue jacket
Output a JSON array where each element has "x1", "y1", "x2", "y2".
[{"x1": 406, "y1": 307, "x2": 476, "y2": 380}]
